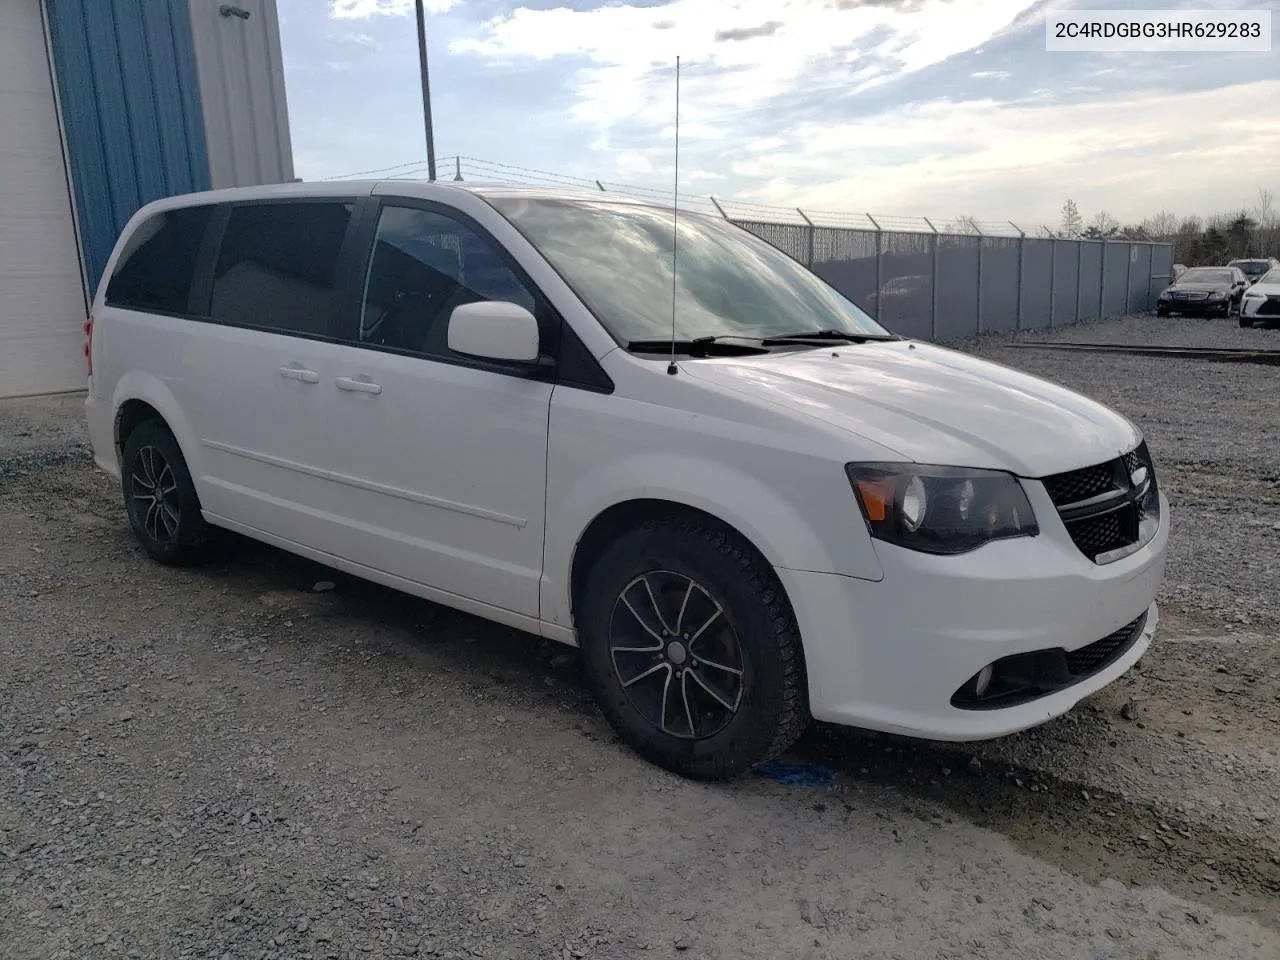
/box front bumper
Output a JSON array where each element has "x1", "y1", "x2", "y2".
[
  {"x1": 778, "y1": 489, "x2": 1169, "y2": 741},
  {"x1": 1158, "y1": 297, "x2": 1230, "y2": 314},
  {"x1": 1240, "y1": 296, "x2": 1280, "y2": 321}
]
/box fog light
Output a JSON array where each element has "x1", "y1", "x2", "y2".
[{"x1": 974, "y1": 663, "x2": 994, "y2": 697}]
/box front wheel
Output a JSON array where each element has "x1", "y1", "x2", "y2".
[
  {"x1": 120, "y1": 419, "x2": 212, "y2": 566},
  {"x1": 1156, "y1": 307, "x2": 1169, "y2": 318},
  {"x1": 1240, "y1": 315, "x2": 1254, "y2": 328},
  {"x1": 577, "y1": 517, "x2": 809, "y2": 780}
]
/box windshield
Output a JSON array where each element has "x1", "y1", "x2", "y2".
[
  {"x1": 1258, "y1": 268, "x2": 1280, "y2": 285},
  {"x1": 1232, "y1": 261, "x2": 1268, "y2": 277},
  {"x1": 485, "y1": 196, "x2": 889, "y2": 344},
  {"x1": 1179, "y1": 268, "x2": 1233, "y2": 284}
]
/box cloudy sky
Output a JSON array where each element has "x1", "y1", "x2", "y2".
[{"x1": 280, "y1": 0, "x2": 1279, "y2": 229}]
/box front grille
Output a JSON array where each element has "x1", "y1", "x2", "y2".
[
  {"x1": 951, "y1": 610, "x2": 1151, "y2": 710},
  {"x1": 1039, "y1": 442, "x2": 1158, "y2": 563},
  {"x1": 1042, "y1": 462, "x2": 1116, "y2": 505},
  {"x1": 1065, "y1": 612, "x2": 1147, "y2": 675},
  {"x1": 1068, "y1": 511, "x2": 1130, "y2": 557},
  {"x1": 1258, "y1": 297, "x2": 1280, "y2": 317}
]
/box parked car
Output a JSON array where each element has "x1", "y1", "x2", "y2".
[
  {"x1": 1239, "y1": 265, "x2": 1280, "y2": 327},
  {"x1": 84, "y1": 183, "x2": 1169, "y2": 780},
  {"x1": 1227, "y1": 257, "x2": 1280, "y2": 286},
  {"x1": 1170, "y1": 263, "x2": 1188, "y2": 282},
  {"x1": 1156, "y1": 266, "x2": 1248, "y2": 317}
]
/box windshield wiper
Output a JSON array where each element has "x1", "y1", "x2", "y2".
[
  {"x1": 625, "y1": 335, "x2": 769, "y2": 357},
  {"x1": 761, "y1": 329, "x2": 900, "y2": 345}
]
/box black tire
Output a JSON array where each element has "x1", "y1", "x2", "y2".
[
  {"x1": 578, "y1": 516, "x2": 809, "y2": 780},
  {"x1": 120, "y1": 419, "x2": 212, "y2": 566},
  {"x1": 1156, "y1": 308, "x2": 1169, "y2": 318},
  {"x1": 1239, "y1": 315, "x2": 1253, "y2": 328}
]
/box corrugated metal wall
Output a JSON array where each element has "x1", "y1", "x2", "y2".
[
  {"x1": 188, "y1": 0, "x2": 294, "y2": 189},
  {"x1": 44, "y1": 0, "x2": 211, "y2": 292}
]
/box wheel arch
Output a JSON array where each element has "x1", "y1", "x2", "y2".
[
  {"x1": 110, "y1": 373, "x2": 205, "y2": 484},
  {"x1": 568, "y1": 498, "x2": 787, "y2": 630}
]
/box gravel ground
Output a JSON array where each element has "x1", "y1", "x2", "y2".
[{"x1": 2, "y1": 317, "x2": 1279, "y2": 959}]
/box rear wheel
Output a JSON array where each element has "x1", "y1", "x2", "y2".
[
  {"x1": 120, "y1": 419, "x2": 212, "y2": 566},
  {"x1": 577, "y1": 517, "x2": 809, "y2": 780}
]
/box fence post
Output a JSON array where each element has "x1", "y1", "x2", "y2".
[
  {"x1": 924, "y1": 217, "x2": 939, "y2": 341},
  {"x1": 797, "y1": 208, "x2": 815, "y2": 269},
  {"x1": 975, "y1": 222, "x2": 985, "y2": 333},
  {"x1": 866, "y1": 213, "x2": 883, "y2": 323},
  {"x1": 1074, "y1": 240, "x2": 1083, "y2": 322},
  {"x1": 709, "y1": 196, "x2": 729, "y2": 219},
  {"x1": 1099, "y1": 240, "x2": 1108, "y2": 318},
  {"x1": 1049, "y1": 236, "x2": 1057, "y2": 327},
  {"x1": 595, "y1": 180, "x2": 606, "y2": 192},
  {"x1": 1124, "y1": 242, "x2": 1134, "y2": 315},
  {"x1": 1010, "y1": 221, "x2": 1025, "y2": 330}
]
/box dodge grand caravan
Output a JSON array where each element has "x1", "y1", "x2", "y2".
[{"x1": 85, "y1": 181, "x2": 1169, "y2": 780}]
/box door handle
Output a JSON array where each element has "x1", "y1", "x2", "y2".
[
  {"x1": 279, "y1": 365, "x2": 319, "y2": 383},
  {"x1": 335, "y1": 376, "x2": 382, "y2": 395}
]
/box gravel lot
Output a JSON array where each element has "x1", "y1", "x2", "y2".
[{"x1": 2, "y1": 314, "x2": 1278, "y2": 959}]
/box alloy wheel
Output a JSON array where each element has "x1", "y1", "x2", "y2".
[
  {"x1": 608, "y1": 571, "x2": 745, "y2": 740},
  {"x1": 130, "y1": 445, "x2": 181, "y2": 542}
]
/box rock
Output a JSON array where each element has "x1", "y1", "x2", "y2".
[
  {"x1": 1100, "y1": 878, "x2": 1127, "y2": 893},
  {"x1": 312, "y1": 581, "x2": 336, "y2": 593},
  {"x1": 967, "y1": 757, "x2": 982, "y2": 774},
  {"x1": 674, "y1": 936, "x2": 691, "y2": 951},
  {"x1": 1120, "y1": 701, "x2": 1137, "y2": 721},
  {"x1": 799, "y1": 899, "x2": 827, "y2": 929}
]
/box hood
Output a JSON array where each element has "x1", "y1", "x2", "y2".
[
  {"x1": 680, "y1": 341, "x2": 1141, "y2": 477},
  {"x1": 1244, "y1": 281, "x2": 1280, "y2": 296},
  {"x1": 1168, "y1": 282, "x2": 1231, "y2": 293}
]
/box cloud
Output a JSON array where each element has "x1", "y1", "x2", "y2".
[
  {"x1": 330, "y1": 0, "x2": 459, "y2": 18},
  {"x1": 732, "y1": 80, "x2": 1280, "y2": 225},
  {"x1": 714, "y1": 21, "x2": 783, "y2": 42},
  {"x1": 450, "y1": 0, "x2": 1041, "y2": 132}
]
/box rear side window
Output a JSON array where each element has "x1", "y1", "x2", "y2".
[
  {"x1": 105, "y1": 205, "x2": 214, "y2": 314},
  {"x1": 209, "y1": 201, "x2": 354, "y2": 337}
]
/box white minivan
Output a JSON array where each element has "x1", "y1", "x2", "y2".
[{"x1": 84, "y1": 181, "x2": 1169, "y2": 779}]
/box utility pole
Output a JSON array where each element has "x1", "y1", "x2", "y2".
[{"x1": 415, "y1": 0, "x2": 437, "y2": 181}]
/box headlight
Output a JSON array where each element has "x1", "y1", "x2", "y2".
[
  {"x1": 1206, "y1": 291, "x2": 1225, "y2": 300},
  {"x1": 846, "y1": 464, "x2": 1039, "y2": 555},
  {"x1": 1158, "y1": 290, "x2": 1171, "y2": 299}
]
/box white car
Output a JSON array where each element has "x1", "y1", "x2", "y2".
[
  {"x1": 1239, "y1": 266, "x2": 1280, "y2": 327},
  {"x1": 83, "y1": 182, "x2": 1169, "y2": 779}
]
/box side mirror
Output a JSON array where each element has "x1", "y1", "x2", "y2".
[{"x1": 448, "y1": 301, "x2": 541, "y2": 364}]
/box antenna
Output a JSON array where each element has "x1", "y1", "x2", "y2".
[{"x1": 667, "y1": 55, "x2": 681, "y2": 376}]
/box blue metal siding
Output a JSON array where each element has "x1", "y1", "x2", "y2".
[{"x1": 44, "y1": 0, "x2": 211, "y2": 293}]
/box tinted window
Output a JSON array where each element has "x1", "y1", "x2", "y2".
[
  {"x1": 357, "y1": 205, "x2": 537, "y2": 358},
  {"x1": 105, "y1": 205, "x2": 214, "y2": 314},
  {"x1": 210, "y1": 201, "x2": 354, "y2": 336}
]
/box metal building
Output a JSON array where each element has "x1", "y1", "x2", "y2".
[{"x1": 0, "y1": 0, "x2": 293, "y2": 399}]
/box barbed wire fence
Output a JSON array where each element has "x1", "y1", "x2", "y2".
[{"x1": 321, "y1": 155, "x2": 1175, "y2": 339}]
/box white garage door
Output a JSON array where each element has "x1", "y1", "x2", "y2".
[{"x1": 0, "y1": 0, "x2": 86, "y2": 399}]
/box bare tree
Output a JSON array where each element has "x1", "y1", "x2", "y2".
[
  {"x1": 945, "y1": 214, "x2": 982, "y2": 236},
  {"x1": 1140, "y1": 209, "x2": 1177, "y2": 239},
  {"x1": 1254, "y1": 188, "x2": 1277, "y2": 229},
  {"x1": 1060, "y1": 199, "x2": 1082, "y2": 238},
  {"x1": 1090, "y1": 210, "x2": 1119, "y2": 236}
]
